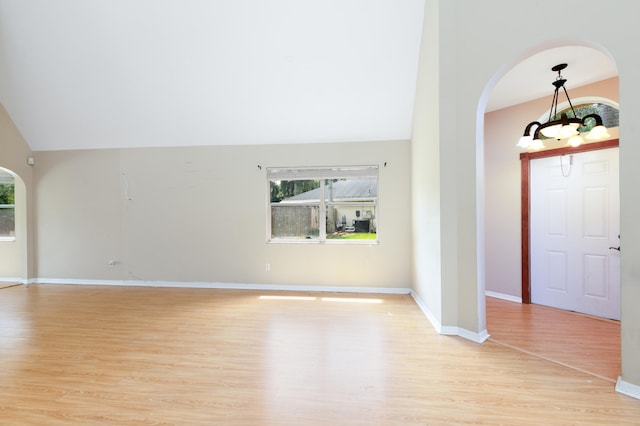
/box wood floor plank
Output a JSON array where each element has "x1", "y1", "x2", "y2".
[{"x1": 0, "y1": 285, "x2": 638, "y2": 425}]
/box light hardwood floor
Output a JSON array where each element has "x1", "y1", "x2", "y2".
[
  {"x1": 1, "y1": 284, "x2": 639, "y2": 425},
  {"x1": 486, "y1": 296, "x2": 621, "y2": 383}
]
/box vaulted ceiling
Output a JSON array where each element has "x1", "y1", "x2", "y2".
[{"x1": 0, "y1": 1, "x2": 617, "y2": 152}]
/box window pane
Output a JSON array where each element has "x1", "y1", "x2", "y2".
[
  {"x1": 270, "y1": 179, "x2": 320, "y2": 202},
  {"x1": 0, "y1": 174, "x2": 15, "y2": 238},
  {"x1": 0, "y1": 206, "x2": 15, "y2": 237},
  {"x1": 271, "y1": 205, "x2": 320, "y2": 240},
  {"x1": 327, "y1": 205, "x2": 376, "y2": 240},
  {"x1": 323, "y1": 177, "x2": 377, "y2": 202},
  {"x1": 324, "y1": 177, "x2": 377, "y2": 240}
]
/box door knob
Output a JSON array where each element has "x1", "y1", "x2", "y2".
[{"x1": 609, "y1": 234, "x2": 621, "y2": 252}]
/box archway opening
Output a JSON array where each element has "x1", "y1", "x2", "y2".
[
  {"x1": 479, "y1": 44, "x2": 619, "y2": 381},
  {"x1": 0, "y1": 167, "x2": 28, "y2": 285}
]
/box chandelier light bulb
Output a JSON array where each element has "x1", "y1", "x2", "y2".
[
  {"x1": 568, "y1": 135, "x2": 584, "y2": 147},
  {"x1": 586, "y1": 125, "x2": 610, "y2": 140},
  {"x1": 540, "y1": 123, "x2": 562, "y2": 139},
  {"x1": 517, "y1": 135, "x2": 533, "y2": 148},
  {"x1": 557, "y1": 124, "x2": 580, "y2": 139},
  {"x1": 530, "y1": 139, "x2": 545, "y2": 150}
]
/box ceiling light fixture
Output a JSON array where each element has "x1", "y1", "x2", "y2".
[{"x1": 517, "y1": 63, "x2": 609, "y2": 150}]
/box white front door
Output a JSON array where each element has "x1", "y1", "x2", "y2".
[{"x1": 530, "y1": 147, "x2": 620, "y2": 320}]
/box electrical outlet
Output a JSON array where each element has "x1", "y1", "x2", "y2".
[{"x1": 265, "y1": 263, "x2": 270, "y2": 271}]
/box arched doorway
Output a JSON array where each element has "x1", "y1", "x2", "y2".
[
  {"x1": 482, "y1": 45, "x2": 618, "y2": 306},
  {"x1": 0, "y1": 167, "x2": 28, "y2": 285},
  {"x1": 479, "y1": 44, "x2": 619, "y2": 379}
]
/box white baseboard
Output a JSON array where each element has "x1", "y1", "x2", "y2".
[
  {"x1": 616, "y1": 377, "x2": 640, "y2": 400},
  {"x1": 485, "y1": 290, "x2": 522, "y2": 303},
  {"x1": 410, "y1": 291, "x2": 490, "y2": 343},
  {"x1": 0, "y1": 278, "x2": 39, "y2": 285},
  {"x1": 410, "y1": 290, "x2": 443, "y2": 331},
  {"x1": 32, "y1": 278, "x2": 412, "y2": 295},
  {"x1": 459, "y1": 328, "x2": 490, "y2": 344}
]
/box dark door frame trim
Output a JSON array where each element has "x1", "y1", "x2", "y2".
[{"x1": 519, "y1": 139, "x2": 619, "y2": 303}]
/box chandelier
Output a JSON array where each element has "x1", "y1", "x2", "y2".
[{"x1": 517, "y1": 63, "x2": 609, "y2": 150}]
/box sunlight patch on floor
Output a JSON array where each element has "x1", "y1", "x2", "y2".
[
  {"x1": 258, "y1": 295, "x2": 384, "y2": 304},
  {"x1": 321, "y1": 297, "x2": 383, "y2": 304},
  {"x1": 259, "y1": 295, "x2": 317, "y2": 301}
]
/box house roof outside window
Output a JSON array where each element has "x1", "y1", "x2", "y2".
[{"x1": 280, "y1": 178, "x2": 377, "y2": 204}]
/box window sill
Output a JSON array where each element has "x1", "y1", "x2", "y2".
[
  {"x1": 268, "y1": 238, "x2": 379, "y2": 245},
  {"x1": 0, "y1": 236, "x2": 16, "y2": 242}
]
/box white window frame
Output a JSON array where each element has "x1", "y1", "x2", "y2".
[
  {"x1": 267, "y1": 165, "x2": 379, "y2": 244},
  {"x1": 0, "y1": 172, "x2": 15, "y2": 242}
]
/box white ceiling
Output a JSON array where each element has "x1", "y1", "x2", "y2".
[
  {"x1": 0, "y1": 0, "x2": 426, "y2": 151},
  {"x1": 486, "y1": 46, "x2": 617, "y2": 112},
  {"x1": 0, "y1": 1, "x2": 618, "y2": 152}
]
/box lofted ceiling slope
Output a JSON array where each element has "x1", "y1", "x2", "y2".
[{"x1": 0, "y1": 0, "x2": 426, "y2": 151}]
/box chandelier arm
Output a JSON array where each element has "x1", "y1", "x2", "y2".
[
  {"x1": 561, "y1": 85, "x2": 578, "y2": 118},
  {"x1": 522, "y1": 121, "x2": 541, "y2": 137},
  {"x1": 581, "y1": 113, "x2": 604, "y2": 127},
  {"x1": 533, "y1": 126, "x2": 542, "y2": 140},
  {"x1": 548, "y1": 87, "x2": 559, "y2": 123}
]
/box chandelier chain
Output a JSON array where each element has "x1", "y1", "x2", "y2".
[{"x1": 560, "y1": 154, "x2": 573, "y2": 177}]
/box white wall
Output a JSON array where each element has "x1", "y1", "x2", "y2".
[
  {"x1": 413, "y1": 0, "x2": 483, "y2": 338},
  {"x1": 34, "y1": 140, "x2": 412, "y2": 289},
  {"x1": 411, "y1": 0, "x2": 444, "y2": 325},
  {"x1": 484, "y1": 77, "x2": 619, "y2": 299}
]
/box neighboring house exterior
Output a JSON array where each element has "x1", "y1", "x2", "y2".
[{"x1": 276, "y1": 178, "x2": 377, "y2": 236}]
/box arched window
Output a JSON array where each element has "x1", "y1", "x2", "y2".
[
  {"x1": 0, "y1": 169, "x2": 15, "y2": 241},
  {"x1": 555, "y1": 101, "x2": 619, "y2": 132}
]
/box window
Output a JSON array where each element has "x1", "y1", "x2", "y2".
[
  {"x1": 0, "y1": 170, "x2": 15, "y2": 241},
  {"x1": 268, "y1": 166, "x2": 378, "y2": 243}
]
